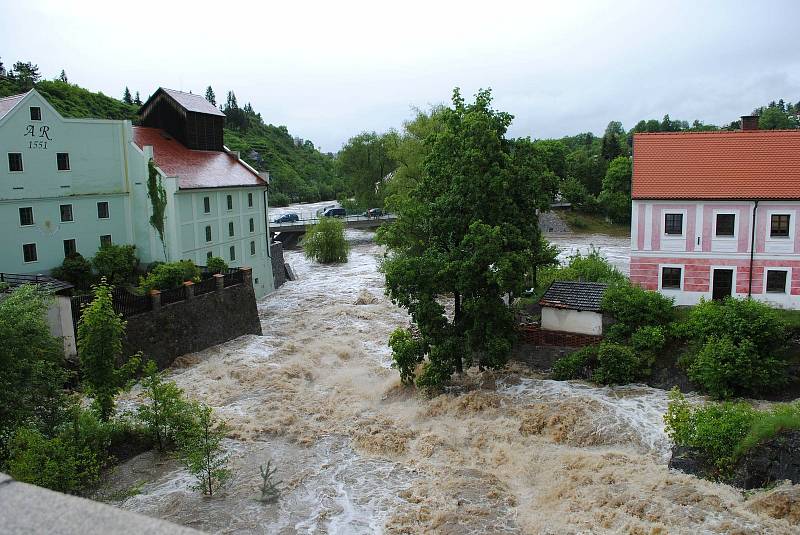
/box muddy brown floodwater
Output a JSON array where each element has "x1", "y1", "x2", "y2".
[{"x1": 103, "y1": 220, "x2": 798, "y2": 534}]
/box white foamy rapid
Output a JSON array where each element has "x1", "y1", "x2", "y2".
[{"x1": 105, "y1": 204, "x2": 796, "y2": 534}]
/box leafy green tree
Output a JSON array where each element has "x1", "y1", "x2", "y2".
[
  {"x1": 11, "y1": 61, "x2": 40, "y2": 89},
  {"x1": 0, "y1": 285, "x2": 68, "y2": 461},
  {"x1": 92, "y1": 244, "x2": 139, "y2": 285},
  {"x1": 205, "y1": 86, "x2": 216, "y2": 106},
  {"x1": 597, "y1": 156, "x2": 632, "y2": 223},
  {"x1": 303, "y1": 217, "x2": 349, "y2": 264},
  {"x1": 600, "y1": 121, "x2": 627, "y2": 161},
  {"x1": 137, "y1": 361, "x2": 194, "y2": 452},
  {"x1": 122, "y1": 87, "x2": 132, "y2": 105},
  {"x1": 379, "y1": 88, "x2": 554, "y2": 389},
  {"x1": 601, "y1": 283, "x2": 676, "y2": 341},
  {"x1": 178, "y1": 403, "x2": 230, "y2": 496},
  {"x1": 758, "y1": 107, "x2": 799, "y2": 129},
  {"x1": 77, "y1": 281, "x2": 141, "y2": 420},
  {"x1": 337, "y1": 132, "x2": 398, "y2": 208}
]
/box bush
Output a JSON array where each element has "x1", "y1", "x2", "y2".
[
  {"x1": 303, "y1": 217, "x2": 349, "y2": 264},
  {"x1": 552, "y1": 346, "x2": 596, "y2": 380},
  {"x1": 92, "y1": 244, "x2": 138, "y2": 285},
  {"x1": 206, "y1": 256, "x2": 228, "y2": 275},
  {"x1": 269, "y1": 192, "x2": 290, "y2": 207},
  {"x1": 592, "y1": 342, "x2": 640, "y2": 384},
  {"x1": 0, "y1": 285, "x2": 68, "y2": 462},
  {"x1": 6, "y1": 404, "x2": 112, "y2": 494},
  {"x1": 679, "y1": 298, "x2": 789, "y2": 398},
  {"x1": 388, "y1": 328, "x2": 425, "y2": 385},
  {"x1": 137, "y1": 361, "x2": 195, "y2": 452},
  {"x1": 630, "y1": 325, "x2": 666, "y2": 353},
  {"x1": 536, "y1": 248, "x2": 627, "y2": 295},
  {"x1": 139, "y1": 260, "x2": 201, "y2": 293},
  {"x1": 664, "y1": 389, "x2": 755, "y2": 475},
  {"x1": 178, "y1": 403, "x2": 230, "y2": 496},
  {"x1": 52, "y1": 253, "x2": 94, "y2": 291},
  {"x1": 602, "y1": 283, "x2": 675, "y2": 341},
  {"x1": 688, "y1": 336, "x2": 786, "y2": 399}
]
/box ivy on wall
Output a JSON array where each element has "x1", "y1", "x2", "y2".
[{"x1": 147, "y1": 159, "x2": 168, "y2": 259}]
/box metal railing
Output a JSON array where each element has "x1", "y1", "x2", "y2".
[{"x1": 270, "y1": 213, "x2": 396, "y2": 228}]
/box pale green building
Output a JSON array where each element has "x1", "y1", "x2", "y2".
[{"x1": 0, "y1": 88, "x2": 274, "y2": 297}]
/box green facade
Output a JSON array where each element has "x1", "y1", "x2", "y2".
[{"x1": 0, "y1": 90, "x2": 274, "y2": 297}]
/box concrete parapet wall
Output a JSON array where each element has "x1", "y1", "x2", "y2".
[{"x1": 0, "y1": 473, "x2": 202, "y2": 535}]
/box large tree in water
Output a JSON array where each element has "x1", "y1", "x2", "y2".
[{"x1": 378, "y1": 88, "x2": 557, "y2": 390}]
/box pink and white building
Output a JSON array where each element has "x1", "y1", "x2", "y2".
[{"x1": 630, "y1": 118, "x2": 800, "y2": 308}]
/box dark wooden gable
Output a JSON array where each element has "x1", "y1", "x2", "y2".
[{"x1": 139, "y1": 89, "x2": 224, "y2": 151}]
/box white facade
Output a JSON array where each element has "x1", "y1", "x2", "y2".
[{"x1": 541, "y1": 307, "x2": 603, "y2": 335}]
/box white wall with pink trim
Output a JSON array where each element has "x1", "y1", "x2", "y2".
[{"x1": 630, "y1": 199, "x2": 800, "y2": 308}]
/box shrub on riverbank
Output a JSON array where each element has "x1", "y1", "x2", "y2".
[
  {"x1": 303, "y1": 216, "x2": 349, "y2": 264},
  {"x1": 665, "y1": 389, "x2": 800, "y2": 482},
  {"x1": 677, "y1": 298, "x2": 789, "y2": 399}
]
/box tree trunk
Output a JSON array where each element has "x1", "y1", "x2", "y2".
[{"x1": 453, "y1": 291, "x2": 463, "y2": 374}]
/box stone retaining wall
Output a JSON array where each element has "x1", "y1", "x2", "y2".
[
  {"x1": 517, "y1": 324, "x2": 603, "y2": 347},
  {"x1": 122, "y1": 272, "x2": 262, "y2": 369}
]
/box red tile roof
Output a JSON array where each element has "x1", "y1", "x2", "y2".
[
  {"x1": 632, "y1": 130, "x2": 800, "y2": 199},
  {"x1": 133, "y1": 127, "x2": 265, "y2": 190}
]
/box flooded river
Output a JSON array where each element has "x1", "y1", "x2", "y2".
[{"x1": 104, "y1": 209, "x2": 796, "y2": 533}]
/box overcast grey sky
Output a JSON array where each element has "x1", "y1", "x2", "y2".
[{"x1": 2, "y1": 0, "x2": 799, "y2": 152}]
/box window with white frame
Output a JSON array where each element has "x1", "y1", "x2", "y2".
[
  {"x1": 19, "y1": 207, "x2": 34, "y2": 226},
  {"x1": 661, "y1": 267, "x2": 682, "y2": 289},
  {"x1": 715, "y1": 214, "x2": 735, "y2": 237},
  {"x1": 23, "y1": 243, "x2": 37, "y2": 263},
  {"x1": 60, "y1": 204, "x2": 73, "y2": 222},
  {"x1": 665, "y1": 213, "x2": 683, "y2": 235},
  {"x1": 770, "y1": 214, "x2": 790, "y2": 238},
  {"x1": 766, "y1": 270, "x2": 788, "y2": 293}
]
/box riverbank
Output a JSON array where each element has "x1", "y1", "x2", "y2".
[{"x1": 100, "y1": 226, "x2": 798, "y2": 533}]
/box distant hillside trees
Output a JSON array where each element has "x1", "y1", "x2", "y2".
[{"x1": 205, "y1": 86, "x2": 216, "y2": 106}]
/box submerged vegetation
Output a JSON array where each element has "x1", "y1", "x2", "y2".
[{"x1": 303, "y1": 217, "x2": 350, "y2": 264}]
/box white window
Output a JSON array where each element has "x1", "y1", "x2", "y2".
[
  {"x1": 100, "y1": 234, "x2": 112, "y2": 247},
  {"x1": 60, "y1": 204, "x2": 73, "y2": 222},
  {"x1": 30, "y1": 107, "x2": 41, "y2": 121},
  {"x1": 664, "y1": 213, "x2": 683, "y2": 235},
  {"x1": 57, "y1": 153, "x2": 70, "y2": 171},
  {"x1": 766, "y1": 270, "x2": 788, "y2": 293},
  {"x1": 97, "y1": 201, "x2": 110, "y2": 219},
  {"x1": 23, "y1": 243, "x2": 38, "y2": 263},
  {"x1": 19, "y1": 207, "x2": 34, "y2": 226},
  {"x1": 250, "y1": 240, "x2": 256, "y2": 255}
]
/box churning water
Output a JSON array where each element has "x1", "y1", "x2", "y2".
[{"x1": 105, "y1": 215, "x2": 797, "y2": 534}]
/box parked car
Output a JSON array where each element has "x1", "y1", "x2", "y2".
[
  {"x1": 316, "y1": 204, "x2": 337, "y2": 217},
  {"x1": 321, "y1": 207, "x2": 347, "y2": 218},
  {"x1": 363, "y1": 208, "x2": 384, "y2": 218},
  {"x1": 274, "y1": 213, "x2": 299, "y2": 223}
]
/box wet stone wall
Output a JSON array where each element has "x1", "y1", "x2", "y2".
[
  {"x1": 271, "y1": 242, "x2": 287, "y2": 289},
  {"x1": 122, "y1": 282, "x2": 263, "y2": 369}
]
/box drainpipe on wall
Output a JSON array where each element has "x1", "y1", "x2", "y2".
[{"x1": 748, "y1": 200, "x2": 759, "y2": 298}]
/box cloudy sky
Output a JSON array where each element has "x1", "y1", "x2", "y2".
[{"x1": 2, "y1": 0, "x2": 799, "y2": 152}]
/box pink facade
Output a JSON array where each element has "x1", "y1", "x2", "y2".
[{"x1": 630, "y1": 200, "x2": 800, "y2": 308}]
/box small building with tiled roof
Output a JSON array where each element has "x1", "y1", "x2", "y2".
[
  {"x1": 538, "y1": 281, "x2": 608, "y2": 335},
  {"x1": 631, "y1": 116, "x2": 800, "y2": 308}
]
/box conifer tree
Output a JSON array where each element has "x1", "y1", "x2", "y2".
[
  {"x1": 123, "y1": 87, "x2": 132, "y2": 105},
  {"x1": 205, "y1": 86, "x2": 216, "y2": 105},
  {"x1": 58, "y1": 70, "x2": 68, "y2": 83},
  {"x1": 134, "y1": 91, "x2": 142, "y2": 105}
]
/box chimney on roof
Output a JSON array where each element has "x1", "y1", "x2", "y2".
[{"x1": 741, "y1": 115, "x2": 759, "y2": 131}]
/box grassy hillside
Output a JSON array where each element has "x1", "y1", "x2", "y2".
[
  {"x1": 0, "y1": 78, "x2": 138, "y2": 120},
  {"x1": 224, "y1": 123, "x2": 344, "y2": 206}
]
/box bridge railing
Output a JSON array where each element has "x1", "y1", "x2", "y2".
[{"x1": 270, "y1": 213, "x2": 396, "y2": 228}]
